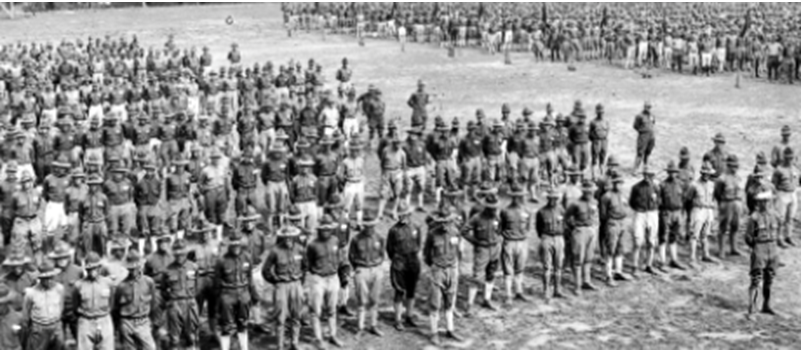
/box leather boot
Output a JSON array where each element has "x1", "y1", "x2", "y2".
[
  {"x1": 573, "y1": 266, "x2": 582, "y2": 296},
  {"x1": 276, "y1": 325, "x2": 285, "y2": 350},
  {"x1": 553, "y1": 272, "x2": 565, "y2": 298},
  {"x1": 762, "y1": 280, "x2": 777, "y2": 315},
  {"x1": 581, "y1": 263, "x2": 597, "y2": 291},
  {"x1": 543, "y1": 274, "x2": 552, "y2": 300},
  {"x1": 746, "y1": 285, "x2": 759, "y2": 317}
]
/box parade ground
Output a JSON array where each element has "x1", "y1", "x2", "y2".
[{"x1": 3, "y1": 3, "x2": 801, "y2": 349}]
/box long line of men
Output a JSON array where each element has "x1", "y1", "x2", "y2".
[{"x1": 0, "y1": 33, "x2": 795, "y2": 350}]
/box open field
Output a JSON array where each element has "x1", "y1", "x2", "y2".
[{"x1": 5, "y1": 3, "x2": 801, "y2": 349}]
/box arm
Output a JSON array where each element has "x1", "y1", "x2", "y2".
[{"x1": 262, "y1": 251, "x2": 278, "y2": 285}]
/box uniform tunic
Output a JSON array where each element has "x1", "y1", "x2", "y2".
[
  {"x1": 386, "y1": 221, "x2": 422, "y2": 300},
  {"x1": 214, "y1": 251, "x2": 254, "y2": 335}
]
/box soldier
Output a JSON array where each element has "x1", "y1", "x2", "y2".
[
  {"x1": 50, "y1": 242, "x2": 83, "y2": 290},
  {"x1": 703, "y1": 133, "x2": 728, "y2": 179},
  {"x1": 200, "y1": 149, "x2": 230, "y2": 236},
  {"x1": 314, "y1": 135, "x2": 340, "y2": 213},
  {"x1": 599, "y1": 171, "x2": 629, "y2": 285},
  {"x1": 262, "y1": 226, "x2": 305, "y2": 350},
  {"x1": 113, "y1": 250, "x2": 159, "y2": 350},
  {"x1": 517, "y1": 122, "x2": 540, "y2": 202},
  {"x1": 2, "y1": 252, "x2": 34, "y2": 311},
  {"x1": 189, "y1": 218, "x2": 219, "y2": 333},
  {"x1": 589, "y1": 104, "x2": 609, "y2": 179},
  {"x1": 42, "y1": 156, "x2": 71, "y2": 253},
  {"x1": 135, "y1": 160, "x2": 163, "y2": 243},
  {"x1": 10, "y1": 171, "x2": 42, "y2": 262},
  {"x1": 457, "y1": 121, "x2": 482, "y2": 201},
  {"x1": 770, "y1": 125, "x2": 792, "y2": 168},
  {"x1": 305, "y1": 217, "x2": 343, "y2": 348},
  {"x1": 21, "y1": 260, "x2": 66, "y2": 350},
  {"x1": 482, "y1": 120, "x2": 506, "y2": 188},
  {"x1": 500, "y1": 185, "x2": 533, "y2": 303},
  {"x1": 536, "y1": 188, "x2": 565, "y2": 300},
  {"x1": 377, "y1": 135, "x2": 407, "y2": 220},
  {"x1": 658, "y1": 161, "x2": 687, "y2": 271},
  {"x1": 68, "y1": 252, "x2": 115, "y2": 350},
  {"x1": 166, "y1": 158, "x2": 192, "y2": 236},
  {"x1": 232, "y1": 149, "x2": 260, "y2": 217},
  {"x1": 565, "y1": 180, "x2": 599, "y2": 295},
  {"x1": 104, "y1": 166, "x2": 136, "y2": 240},
  {"x1": 632, "y1": 102, "x2": 655, "y2": 173},
  {"x1": 629, "y1": 167, "x2": 660, "y2": 277},
  {"x1": 336, "y1": 57, "x2": 353, "y2": 98},
  {"x1": 568, "y1": 111, "x2": 591, "y2": 178},
  {"x1": 0, "y1": 283, "x2": 22, "y2": 350},
  {"x1": 385, "y1": 202, "x2": 422, "y2": 331},
  {"x1": 714, "y1": 155, "x2": 744, "y2": 258},
  {"x1": 0, "y1": 163, "x2": 19, "y2": 246},
  {"x1": 262, "y1": 144, "x2": 290, "y2": 227},
  {"x1": 747, "y1": 164, "x2": 774, "y2": 214},
  {"x1": 431, "y1": 120, "x2": 458, "y2": 206},
  {"x1": 64, "y1": 168, "x2": 87, "y2": 248},
  {"x1": 290, "y1": 159, "x2": 318, "y2": 231},
  {"x1": 159, "y1": 239, "x2": 199, "y2": 349},
  {"x1": 423, "y1": 205, "x2": 463, "y2": 345},
  {"x1": 319, "y1": 200, "x2": 354, "y2": 317},
  {"x1": 238, "y1": 206, "x2": 269, "y2": 332},
  {"x1": 349, "y1": 212, "x2": 386, "y2": 338},
  {"x1": 358, "y1": 85, "x2": 385, "y2": 144},
  {"x1": 686, "y1": 162, "x2": 719, "y2": 266},
  {"x1": 772, "y1": 147, "x2": 797, "y2": 247},
  {"x1": 105, "y1": 240, "x2": 130, "y2": 285},
  {"x1": 342, "y1": 139, "x2": 366, "y2": 225},
  {"x1": 462, "y1": 193, "x2": 502, "y2": 314},
  {"x1": 214, "y1": 234, "x2": 255, "y2": 350},
  {"x1": 81, "y1": 175, "x2": 110, "y2": 257},
  {"x1": 407, "y1": 80, "x2": 430, "y2": 130},
  {"x1": 745, "y1": 191, "x2": 780, "y2": 318}
]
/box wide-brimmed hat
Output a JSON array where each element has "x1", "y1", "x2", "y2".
[
  {"x1": 172, "y1": 239, "x2": 189, "y2": 255},
  {"x1": 191, "y1": 218, "x2": 216, "y2": 235},
  {"x1": 755, "y1": 191, "x2": 774, "y2": 201},
  {"x1": 699, "y1": 161, "x2": 716, "y2": 175},
  {"x1": 443, "y1": 186, "x2": 463, "y2": 198},
  {"x1": 2, "y1": 252, "x2": 29, "y2": 266},
  {"x1": 607, "y1": 155, "x2": 619, "y2": 167},
  {"x1": 476, "y1": 182, "x2": 497, "y2": 196},
  {"x1": 318, "y1": 214, "x2": 337, "y2": 230},
  {"x1": 238, "y1": 206, "x2": 261, "y2": 222},
  {"x1": 84, "y1": 252, "x2": 103, "y2": 270},
  {"x1": 0, "y1": 284, "x2": 17, "y2": 305},
  {"x1": 431, "y1": 206, "x2": 454, "y2": 223},
  {"x1": 125, "y1": 250, "x2": 144, "y2": 269},
  {"x1": 362, "y1": 211, "x2": 379, "y2": 226},
  {"x1": 712, "y1": 133, "x2": 726, "y2": 143},
  {"x1": 297, "y1": 158, "x2": 314, "y2": 168},
  {"x1": 48, "y1": 242, "x2": 73, "y2": 260},
  {"x1": 86, "y1": 175, "x2": 104, "y2": 185},
  {"x1": 481, "y1": 194, "x2": 501, "y2": 208},
  {"x1": 226, "y1": 234, "x2": 244, "y2": 246},
  {"x1": 277, "y1": 226, "x2": 301, "y2": 238},
  {"x1": 726, "y1": 154, "x2": 739, "y2": 166},
  {"x1": 565, "y1": 164, "x2": 582, "y2": 176},
  {"x1": 781, "y1": 125, "x2": 791, "y2": 136},
  {"x1": 172, "y1": 158, "x2": 189, "y2": 166},
  {"x1": 508, "y1": 184, "x2": 526, "y2": 197},
  {"x1": 397, "y1": 202, "x2": 413, "y2": 216},
  {"x1": 641, "y1": 166, "x2": 656, "y2": 176},
  {"x1": 665, "y1": 160, "x2": 679, "y2": 173},
  {"x1": 581, "y1": 180, "x2": 597, "y2": 192},
  {"x1": 37, "y1": 260, "x2": 60, "y2": 278},
  {"x1": 52, "y1": 157, "x2": 71, "y2": 168}
]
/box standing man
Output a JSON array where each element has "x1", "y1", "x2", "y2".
[
  {"x1": 536, "y1": 187, "x2": 567, "y2": 298},
  {"x1": 42, "y1": 157, "x2": 71, "y2": 253},
  {"x1": 568, "y1": 112, "x2": 591, "y2": 178},
  {"x1": 500, "y1": 185, "x2": 532, "y2": 303},
  {"x1": 290, "y1": 159, "x2": 319, "y2": 231},
  {"x1": 632, "y1": 102, "x2": 655, "y2": 174},
  {"x1": 599, "y1": 171, "x2": 629, "y2": 285},
  {"x1": 658, "y1": 161, "x2": 687, "y2": 271},
  {"x1": 745, "y1": 191, "x2": 780, "y2": 318},
  {"x1": 386, "y1": 203, "x2": 423, "y2": 331},
  {"x1": 349, "y1": 213, "x2": 386, "y2": 338},
  {"x1": 342, "y1": 139, "x2": 366, "y2": 225},
  {"x1": 565, "y1": 180, "x2": 599, "y2": 295},
  {"x1": 629, "y1": 167, "x2": 660, "y2": 277},
  {"x1": 160, "y1": 239, "x2": 199, "y2": 350},
  {"x1": 166, "y1": 158, "x2": 192, "y2": 236},
  {"x1": 0, "y1": 283, "x2": 22, "y2": 350},
  {"x1": 405, "y1": 127, "x2": 431, "y2": 209},
  {"x1": 69, "y1": 252, "x2": 115, "y2": 350},
  {"x1": 462, "y1": 194, "x2": 502, "y2": 314},
  {"x1": 770, "y1": 125, "x2": 793, "y2": 168},
  {"x1": 104, "y1": 166, "x2": 136, "y2": 242},
  {"x1": 377, "y1": 136, "x2": 406, "y2": 220},
  {"x1": 703, "y1": 133, "x2": 728, "y2": 179},
  {"x1": 135, "y1": 161, "x2": 163, "y2": 243},
  {"x1": 714, "y1": 155, "x2": 744, "y2": 258},
  {"x1": 305, "y1": 218, "x2": 343, "y2": 348},
  {"x1": 190, "y1": 219, "x2": 219, "y2": 333},
  {"x1": 262, "y1": 226, "x2": 305, "y2": 350},
  {"x1": 261, "y1": 144, "x2": 291, "y2": 228},
  {"x1": 21, "y1": 260, "x2": 66, "y2": 350},
  {"x1": 113, "y1": 250, "x2": 159, "y2": 350},
  {"x1": 589, "y1": 104, "x2": 609, "y2": 179},
  {"x1": 423, "y1": 206, "x2": 463, "y2": 346},
  {"x1": 200, "y1": 149, "x2": 229, "y2": 238},
  {"x1": 214, "y1": 234, "x2": 255, "y2": 350},
  {"x1": 407, "y1": 80, "x2": 430, "y2": 130},
  {"x1": 772, "y1": 147, "x2": 797, "y2": 247},
  {"x1": 11, "y1": 171, "x2": 42, "y2": 263},
  {"x1": 518, "y1": 122, "x2": 541, "y2": 202}
]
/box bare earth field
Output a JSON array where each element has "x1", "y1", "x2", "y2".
[{"x1": 5, "y1": 3, "x2": 801, "y2": 349}]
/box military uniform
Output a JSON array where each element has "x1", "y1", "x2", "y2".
[
  {"x1": 745, "y1": 194, "x2": 780, "y2": 315},
  {"x1": 658, "y1": 176, "x2": 685, "y2": 245},
  {"x1": 103, "y1": 172, "x2": 136, "y2": 238},
  {"x1": 386, "y1": 217, "x2": 422, "y2": 304},
  {"x1": 166, "y1": 161, "x2": 192, "y2": 235},
  {"x1": 772, "y1": 161, "x2": 798, "y2": 245},
  {"x1": 290, "y1": 164, "x2": 319, "y2": 231},
  {"x1": 349, "y1": 219, "x2": 385, "y2": 334},
  {"x1": 21, "y1": 269, "x2": 65, "y2": 349},
  {"x1": 189, "y1": 222, "x2": 219, "y2": 332},
  {"x1": 159, "y1": 242, "x2": 199, "y2": 349},
  {"x1": 134, "y1": 168, "x2": 163, "y2": 238},
  {"x1": 500, "y1": 201, "x2": 532, "y2": 278},
  {"x1": 261, "y1": 151, "x2": 290, "y2": 218},
  {"x1": 262, "y1": 227, "x2": 305, "y2": 350},
  {"x1": 113, "y1": 253, "x2": 159, "y2": 350},
  {"x1": 565, "y1": 188, "x2": 598, "y2": 291},
  {"x1": 714, "y1": 162, "x2": 743, "y2": 256},
  {"x1": 537, "y1": 197, "x2": 566, "y2": 298},
  {"x1": 232, "y1": 157, "x2": 260, "y2": 216},
  {"x1": 305, "y1": 228, "x2": 341, "y2": 346},
  {"x1": 80, "y1": 184, "x2": 109, "y2": 258},
  {"x1": 10, "y1": 183, "x2": 42, "y2": 257},
  {"x1": 69, "y1": 267, "x2": 115, "y2": 350},
  {"x1": 214, "y1": 240, "x2": 255, "y2": 342},
  {"x1": 199, "y1": 158, "x2": 229, "y2": 225}
]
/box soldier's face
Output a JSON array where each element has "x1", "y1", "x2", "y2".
[
  {"x1": 175, "y1": 252, "x2": 187, "y2": 263},
  {"x1": 56, "y1": 258, "x2": 69, "y2": 268},
  {"x1": 86, "y1": 268, "x2": 98, "y2": 279},
  {"x1": 112, "y1": 249, "x2": 124, "y2": 260},
  {"x1": 229, "y1": 245, "x2": 242, "y2": 256},
  {"x1": 11, "y1": 266, "x2": 23, "y2": 275}
]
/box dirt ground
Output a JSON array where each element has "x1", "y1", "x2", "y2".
[{"x1": 4, "y1": 3, "x2": 801, "y2": 350}]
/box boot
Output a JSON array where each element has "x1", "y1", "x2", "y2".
[
  {"x1": 762, "y1": 281, "x2": 776, "y2": 315},
  {"x1": 581, "y1": 263, "x2": 597, "y2": 291},
  {"x1": 573, "y1": 266, "x2": 583, "y2": 296},
  {"x1": 276, "y1": 326, "x2": 285, "y2": 350},
  {"x1": 542, "y1": 274, "x2": 553, "y2": 300},
  {"x1": 553, "y1": 272, "x2": 565, "y2": 298},
  {"x1": 747, "y1": 285, "x2": 759, "y2": 317}
]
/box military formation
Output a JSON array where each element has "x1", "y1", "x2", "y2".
[{"x1": 0, "y1": 28, "x2": 795, "y2": 351}]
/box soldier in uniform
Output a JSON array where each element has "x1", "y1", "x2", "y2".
[
  {"x1": 81, "y1": 175, "x2": 110, "y2": 257},
  {"x1": 21, "y1": 259, "x2": 66, "y2": 350},
  {"x1": 262, "y1": 226, "x2": 305, "y2": 350},
  {"x1": 42, "y1": 157, "x2": 71, "y2": 253},
  {"x1": 517, "y1": 122, "x2": 540, "y2": 202},
  {"x1": 349, "y1": 212, "x2": 386, "y2": 338},
  {"x1": 238, "y1": 206, "x2": 269, "y2": 332},
  {"x1": 423, "y1": 206, "x2": 463, "y2": 346},
  {"x1": 2, "y1": 252, "x2": 34, "y2": 311},
  {"x1": 64, "y1": 168, "x2": 87, "y2": 248},
  {"x1": 589, "y1": 104, "x2": 609, "y2": 179},
  {"x1": 290, "y1": 159, "x2": 319, "y2": 231},
  {"x1": 342, "y1": 139, "x2": 366, "y2": 225},
  {"x1": 189, "y1": 218, "x2": 219, "y2": 333},
  {"x1": 11, "y1": 171, "x2": 42, "y2": 262},
  {"x1": 500, "y1": 185, "x2": 532, "y2": 303},
  {"x1": 0, "y1": 163, "x2": 19, "y2": 246},
  {"x1": 565, "y1": 180, "x2": 599, "y2": 295},
  {"x1": 262, "y1": 144, "x2": 291, "y2": 227},
  {"x1": 159, "y1": 239, "x2": 199, "y2": 350},
  {"x1": 314, "y1": 135, "x2": 340, "y2": 214},
  {"x1": 629, "y1": 167, "x2": 660, "y2": 277},
  {"x1": 632, "y1": 102, "x2": 655, "y2": 173},
  {"x1": 685, "y1": 162, "x2": 719, "y2": 266},
  {"x1": 104, "y1": 166, "x2": 136, "y2": 241},
  {"x1": 112, "y1": 250, "x2": 159, "y2": 350},
  {"x1": 714, "y1": 155, "x2": 744, "y2": 258},
  {"x1": 335, "y1": 57, "x2": 353, "y2": 98},
  {"x1": 457, "y1": 122, "x2": 483, "y2": 201},
  {"x1": 232, "y1": 149, "x2": 260, "y2": 219},
  {"x1": 482, "y1": 120, "x2": 506, "y2": 189},
  {"x1": 135, "y1": 161, "x2": 163, "y2": 245},
  {"x1": 166, "y1": 158, "x2": 192, "y2": 236},
  {"x1": 599, "y1": 170, "x2": 630, "y2": 285},
  {"x1": 567, "y1": 111, "x2": 591, "y2": 178},
  {"x1": 50, "y1": 242, "x2": 83, "y2": 291},
  {"x1": 770, "y1": 125, "x2": 792, "y2": 168},
  {"x1": 68, "y1": 252, "x2": 115, "y2": 350},
  {"x1": 0, "y1": 283, "x2": 22, "y2": 350},
  {"x1": 214, "y1": 234, "x2": 255, "y2": 350},
  {"x1": 305, "y1": 217, "x2": 343, "y2": 348},
  {"x1": 658, "y1": 161, "x2": 687, "y2": 271},
  {"x1": 745, "y1": 191, "x2": 780, "y2": 318},
  {"x1": 407, "y1": 80, "x2": 429, "y2": 130},
  {"x1": 385, "y1": 202, "x2": 422, "y2": 331},
  {"x1": 377, "y1": 135, "x2": 407, "y2": 220},
  {"x1": 105, "y1": 240, "x2": 130, "y2": 285},
  {"x1": 771, "y1": 147, "x2": 797, "y2": 247},
  {"x1": 462, "y1": 193, "x2": 502, "y2": 314},
  {"x1": 200, "y1": 149, "x2": 230, "y2": 237}
]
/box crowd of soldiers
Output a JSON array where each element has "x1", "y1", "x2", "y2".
[
  {"x1": 0, "y1": 29, "x2": 794, "y2": 351},
  {"x1": 284, "y1": 2, "x2": 801, "y2": 83}
]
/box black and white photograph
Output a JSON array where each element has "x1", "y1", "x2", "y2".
[{"x1": 0, "y1": 1, "x2": 798, "y2": 350}]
